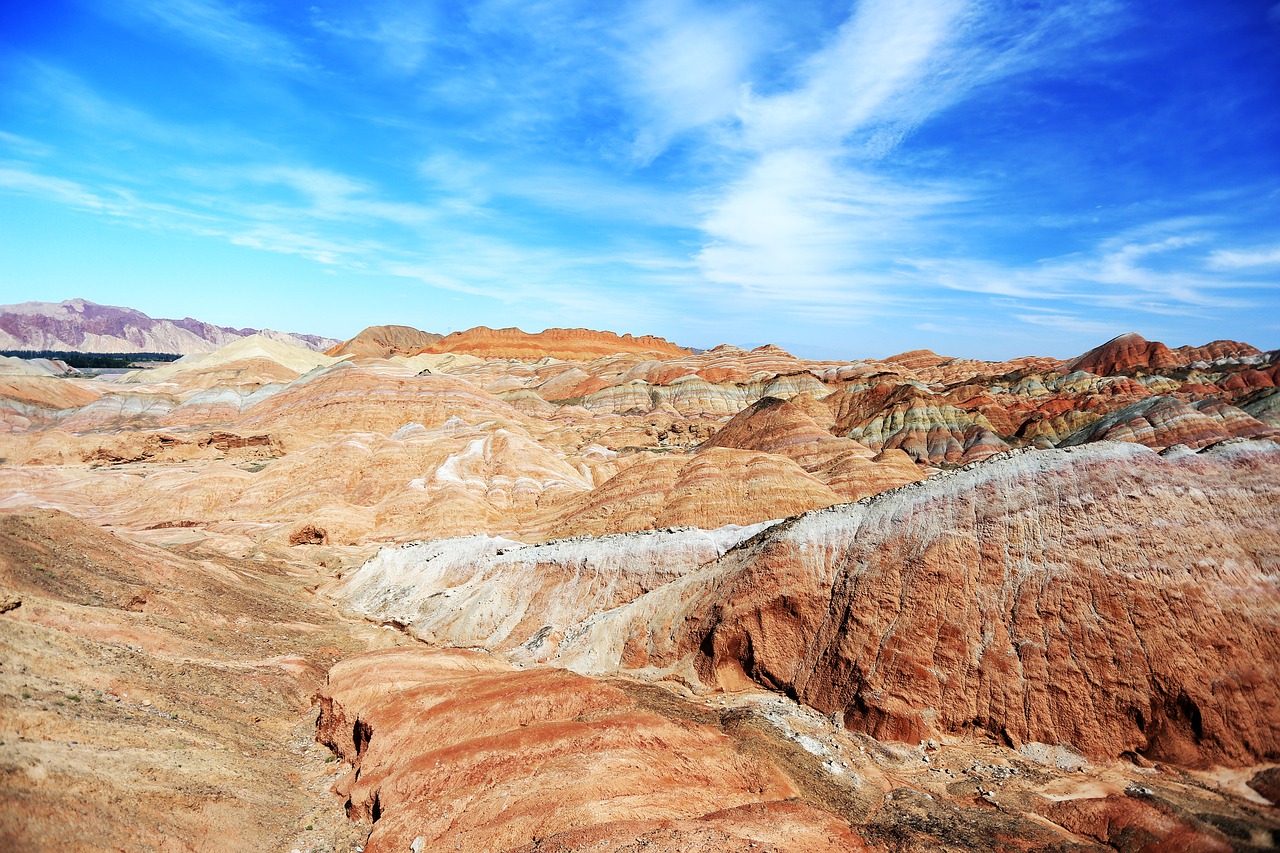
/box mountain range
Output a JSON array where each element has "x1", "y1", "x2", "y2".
[{"x1": 0, "y1": 298, "x2": 338, "y2": 355}]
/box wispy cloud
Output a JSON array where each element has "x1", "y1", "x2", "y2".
[
  {"x1": 737, "y1": 0, "x2": 967, "y2": 153},
  {"x1": 309, "y1": 2, "x2": 438, "y2": 74},
  {"x1": 1207, "y1": 244, "x2": 1280, "y2": 269},
  {"x1": 0, "y1": 166, "x2": 111, "y2": 211},
  {"x1": 104, "y1": 0, "x2": 308, "y2": 71},
  {"x1": 678, "y1": 0, "x2": 1134, "y2": 320},
  {"x1": 614, "y1": 0, "x2": 765, "y2": 163},
  {"x1": 695, "y1": 149, "x2": 961, "y2": 308},
  {"x1": 917, "y1": 223, "x2": 1264, "y2": 314}
]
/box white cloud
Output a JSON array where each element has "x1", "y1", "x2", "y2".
[
  {"x1": 617, "y1": 0, "x2": 765, "y2": 162},
  {"x1": 0, "y1": 166, "x2": 110, "y2": 211},
  {"x1": 1014, "y1": 313, "x2": 1128, "y2": 337},
  {"x1": 1207, "y1": 245, "x2": 1280, "y2": 269},
  {"x1": 695, "y1": 147, "x2": 961, "y2": 307},
  {"x1": 737, "y1": 0, "x2": 966, "y2": 152},
  {"x1": 917, "y1": 226, "x2": 1261, "y2": 314},
  {"x1": 674, "y1": 0, "x2": 1143, "y2": 321}
]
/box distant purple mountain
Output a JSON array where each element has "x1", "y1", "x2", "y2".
[{"x1": 0, "y1": 299, "x2": 339, "y2": 355}]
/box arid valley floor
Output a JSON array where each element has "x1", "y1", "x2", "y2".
[{"x1": 2, "y1": 315, "x2": 1279, "y2": 852}]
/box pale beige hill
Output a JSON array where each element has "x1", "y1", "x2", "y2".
[
  {"x1": 234, "y1": 361, "x2": 528, "y2": 438},
  {"x1": 389, "y1": 351, "x2": 485, "y2": 372},
  {"x1": 0, "y1": 356, "x2": 66, "y2": 377},
  {"x1": 536, "y1": 447, "x2": 843, "y2": 538},
  {"x1": 119, "y1": 334, "x2": 340, "y2": 384}
]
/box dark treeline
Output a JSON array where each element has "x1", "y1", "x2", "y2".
[{"x1": 0, "y1": 350, "x2": 183, "y2": 368}]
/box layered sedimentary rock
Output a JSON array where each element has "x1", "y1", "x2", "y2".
[
  {"x1": 1068, "y1": 332, "x2": 1261, "y2": 375},
  {"x1": 698, "y1": 397, "x2": 923, "y2": 500},
  {"x1": 0, "y1": 298, "x2": 337, "y2": 354},
  {"x1": 827, "y1": 382, "x2": 1010, "y2": 465},
  {"x1": 1058, "y1": 395, "x2": 1278, "y2": 449},
  {"x1": 6, "y1": 315, "x2": 1280, "y2": 852},
  {"x1": 343, "y1": 441, "x2": 1280, "y2": 768},
  {"x1": 0, "y1": 375, "x2": 104, "y2": 433},
  {"x1": 420, "y1": 325, "x2": 691, "y2": 360},
  {"x1": 315, "y1": 648, "x2": 867, "y2": 853},
  {"x1": 691, "y1": 441, "x2": 1280, "y2": 766},
  {"x1": 235, "y1": 361, "x2": 527, "y2": 437},
  {"x1": 325, "y1": 324, "x2": 443, "y2": 359},
  {"x1": 533, "y1": 447, "x2": 843, "y2": 538}
]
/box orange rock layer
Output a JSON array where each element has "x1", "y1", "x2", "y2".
[{"x1": 419, "y1": 325, "x2": 692, "y2": 361}]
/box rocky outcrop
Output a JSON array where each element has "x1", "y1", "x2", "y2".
[
  {"x1": 1068, "y1": 332, "x2": 1261, "y2": 376},
  {"x1": 420, "y1": 325, "x2": 691, "y2": 361},
  {"x1": 342, "y1": 441, "x2": 1280, "y2": 767},
  {"x1": 690, "y1": 441, "x2": 1280, "y2": 766},
  {"x1": 339, "y1": 523, "x2": 773, "y2": 656},
  {"x1": 827, "y1": 383, "x2": 1010, "y2": 465},
  {"x1": 534, "y1": 448, "x2": 843, "y2": 538},
  {"x1": 0, "y1": 299, "x2": 336, "y2": 354},
  {"x1": 1058, "y1": 396, "x2": 1278, "y2": 449},
  {"x1": 325, "y1": 324, "x2": 443, "y2": 359},
  {"x1": 315, "y1": 647, "x2": 866, "y2": 853}
]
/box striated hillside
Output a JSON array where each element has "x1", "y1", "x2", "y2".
[
  {"x1": 2, "y1": 320, "x2": 1279, "y2": 852},
  {"x1": 0, "y1": 299, "x2": 338, "y2": 354},
  {"x1": 325, "y1": 324, "x2": 443, "y2": 359},
  {"x1": 419, "y1": 325, "x2": 692, "y2": 360},
  {"x1": 339, "y1": 440, "x2": 1280, "y2": 768}
]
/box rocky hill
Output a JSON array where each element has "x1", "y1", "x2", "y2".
[
  {"x1": 325, "y1": 324, "x2": 443, "y2": 359},
  {"x1": 419, "y1": 325, "x2": 692, "y2": 360},
  {"x1": 0, "y1": 299, "x2": 338, "y2": 354}
]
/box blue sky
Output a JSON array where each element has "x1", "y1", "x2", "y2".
[{"x1": 1, "y1": 0, "x2": 1278, "y2": 359}]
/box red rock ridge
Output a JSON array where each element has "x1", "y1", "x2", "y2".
[
  {"x1": 315, "y1": 647, "x2": 868, "y2": 853},
  {"x1": 690, "y1": 441, "x2": 1280, "y2": 766},
  {"x1": 1068, "y1": 332, "x2": 1261, "y2": 375},
  {"x1": 417, "y1": 325, "x2": 691, "y2": 360}
]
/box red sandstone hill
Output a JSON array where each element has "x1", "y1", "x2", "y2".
[
  {"x1": 339, "y1": 439, "x2": 1280, "y2": 768},
  {"x1": 417, "y1": 325, "x2": 692, "y2": 361},
  {"x1": 690, "y1": 441, "x2": 1280, "y2": 767},
  {"x1": 1068, "y1": 332, "x2": 1261, "y2": 375},
  {"x1": 325, "y1": 324, "x2": 443, "y2": 359}
]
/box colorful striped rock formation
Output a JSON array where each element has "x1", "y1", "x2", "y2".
[{"x1": 2, "y1": 319, "x2": 1279, "y2": 852}]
